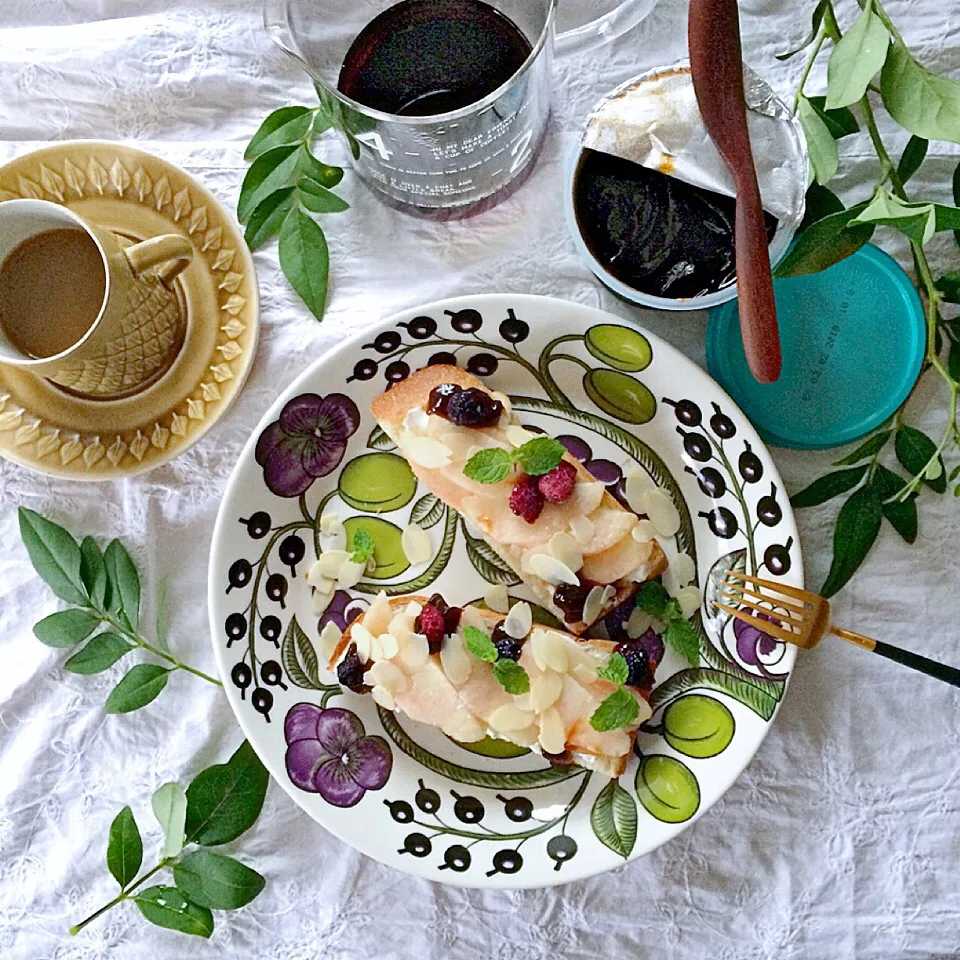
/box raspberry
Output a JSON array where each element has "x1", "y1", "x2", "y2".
[
  {"x1": 415, "y1": 602, "x2": 446, "y2": 653},
  {"x1": 538, "y1": 460, "x2": 577, "y2": 504},
  {"x1": 509, "y1": 475, "x2": 544, "y2": 523},
  {"x1": 445, "y1": 388, "x2": 503, "y2": 427}
]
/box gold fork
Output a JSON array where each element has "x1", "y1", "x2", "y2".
[{"x1": 714, "y1": 570, "x2": 960, "y2": 689}]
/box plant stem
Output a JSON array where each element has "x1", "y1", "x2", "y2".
[
  {"x1": 794, "y1": 31, "x2": 828, "y2": 110},
  {"x1": 69, "y1": 858, "x2": 173, "y2": 935}
]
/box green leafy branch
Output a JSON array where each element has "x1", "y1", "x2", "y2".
[
  {"x1": 779, "y1": 0, "x2": 960, "y2": 594},
  {"x1": 70, "y1": 742, "x2": 268, "y2": 938},
  {"x1": 238, "y1": 103, "x2": 350, "y2": 322},
  {"x1": 21, "y1": 508, "x2": 222, "y2": 710}
]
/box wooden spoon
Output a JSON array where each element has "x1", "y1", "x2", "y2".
[{"x1": 688, "y1": 0, "x2": 781, "y2": 384}]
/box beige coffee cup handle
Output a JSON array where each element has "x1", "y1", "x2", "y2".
[{"x1": 124, "y1": 234, "x2": 193, "y2": 285}]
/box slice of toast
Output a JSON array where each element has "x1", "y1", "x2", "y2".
[
  {"x1": 329, "y1": 595, "x2": 652, "y2": 779},
  {"x1": 371, "y1": 365, "x2": 667, "y2": 634}
]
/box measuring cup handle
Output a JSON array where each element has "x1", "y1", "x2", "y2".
[
  {"x1": 264, "y1": 0, "x2": 312, "y2": 73},
  {"x1": 554, "y1": 0, "x2": 659, "y2": 56}
]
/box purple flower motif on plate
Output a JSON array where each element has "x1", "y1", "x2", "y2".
[
  {"x1": 319, "y1": 591, "x2": 368, "y2": 633},
  {"x1": 284, "y1": 703, "x2": 392, "y2": 807},
  {"x1": 256, "y1": 393, "x2": 361, "y2": 498},
  {"x1": 734, "y1": 610, "x2": 785, "y2": 667}
]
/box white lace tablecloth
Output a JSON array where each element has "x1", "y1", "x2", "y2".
[{"x1": 3, "y1": 1, "x2": 960, "y2": 957}]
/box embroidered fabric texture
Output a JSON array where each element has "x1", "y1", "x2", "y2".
[{"x1": 2, "y1": 1, "x2": 960, "y2": 957}]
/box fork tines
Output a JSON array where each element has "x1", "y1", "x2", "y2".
[{"x1": 713, "y1": 569, "x2": 808, "y2": 645}]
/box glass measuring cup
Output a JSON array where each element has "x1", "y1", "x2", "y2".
[{"x1": 264, "y1": 0, "x2": 658, "y2": 216}]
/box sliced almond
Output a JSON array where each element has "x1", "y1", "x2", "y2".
[
  {"x1": 311, "y1": 587, "x2": 335, "y2": 616},
  {"x1": 405, "y1": 435, "x2": 452, "y2": 469},
  {"x1": 377, "y1": 633, "x2": 400, "y2": 661},
  {"x1": 530, "y1": 629, "x2": 551, "y2": 672},
  {"x1": 441, "y1": 711, "x2": 486, "y2": 744},
  {"x1": 401, "y1": 523, "x2": 432, "y2": 565},
  {"x1": 369, "y1": 633, "x2": 384, "y2": 662},
  {"x1": 530, "y1": 670, "x2": 563, "y2": 712},
  {"x1": 676, "y1": 585, "x2": 702, "y2": 619},
  {"x1": 627, "y1": 541, "x2": 656, "y2": 581},
  {"x1": 490, "y1": 391, "x2": 512, "y2": 421},
  {"x1": 364, "y1": 592, "x2": 393, "y2": 636},
  {"x1": 574, "y1": 481, "x2": 606, "y2": 515},
  {"x1": 631, "y1": 519, "x2": 657, "y2": 543},
  {"x1": 506, "y1": 424, "x2": 533, "y2": 447},
  {"x1": 319, "y1": 511, "x2": 341, "y2": 536},
  {"x1": 459, "y1": 605, "x2": 488, "y2": 632},
  {"x1": 549, "y1": 532, "x2": 583, "y2": 573},
  {"x1": 403, "y1": 407, "x2": 430, "y2": 434},
  {"x1": 368, "y1": 659, "x2": 408, "y2": 695},
  {"x1": 440, "y1": 632, "x2": 473, "y2": 686},
  {"x1": 625, "y1": 468, "x2": 656, "y2": 513},
  {"x1": 642, "y1": 489, "x2": 681, "y2": 538},
  {"x1": 484, "y1": 583, "x2": 510, "y2": 614},
  {"x1": 397, "y1": 631, "x2": 429, "y2": 668},
  {"x1": 438, "y1": 430, "x2": 479, "y2": 461},
  {"x1": 672, "y1": 552, "x2": 696, "y2": 586},
  {"x1": 538, "y1": 707, "x2": 567, "y2": 755},
  {"x1": 508, "y1": 725, "x2": 542, "y2": 747},
  {"x1": 512, "y1": 691, "x2": 533, "y2": 712},
  {"x1": 488, "y1": 704, "x2": 536, "y2": 733},
  {"x1": 627, "y1": 608, "x2": 655, "y2": 639},
  {"x1": 504, "y1": 601, "x2": 533, "y2": 639},
  {"x1": 404, "y1": 600, "x2": 423, "y2": 619},
  {"x1": 319, "y1": 621, "x2": 342, "y2": 663},
  {"x1": 569, "y1": 516, "x2": 595, "y2": 545},
  {"x1": 337, "y1": 559, "x2": 366, "y2": 590},
  {"x1": 571, "y1": 661, "x2": 598, "y2": 685},
  {"x1": 352, "y1": 623, "x2": 375, "y2": 663},
  {"x1": 318, "y1": 513, "x2": 347, "y2": 552},
  {"x1": 389, "y1": 611, "x2": 414, "y2": 641},
  {"x1": 520, "y1": 546, "x2": 549, "y2": 574},
  {"x1": 529, "y1": 553, "x2": 579, "y2": 587},
  {"x1": 313, "y1": 550, "x2": 350, "y2": 580},
  {"x1": 371, "y1": 685, "x2": 396, "y2": 711},
  {"x1": 581, "y1": 585, "x2": 607, "y2": 628},
  {"x1": 306, "y1": 561, "x2": 333, "y2": 589}
]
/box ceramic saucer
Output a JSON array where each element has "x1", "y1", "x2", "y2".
[{"x1": 0, "y1": 141, "x2": 258, "y2": 479}]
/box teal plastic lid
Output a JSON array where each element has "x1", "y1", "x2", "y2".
[{"x1": 706, "y1": 243, "x2": 924, "y2": 449}]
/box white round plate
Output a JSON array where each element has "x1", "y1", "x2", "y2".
[{"x1": 208, "y1": 294, "x2": 801, "y2": 888}]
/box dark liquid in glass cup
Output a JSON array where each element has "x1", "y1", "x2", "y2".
[{"x1": 338, "y1": 0, "x2": 532, "y2": 116}]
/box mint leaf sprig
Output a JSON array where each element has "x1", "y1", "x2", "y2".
[
  {"x1": 464, "y1": 437, "x2": 566, "y2": 484},
  {"x1": 238, "y1": 103, "x2": 349, "y2": 322},
  {"x1": 21, "y1": 509, "x2": 222, "y2": 712},
  {"x1": 779, "y1": 0, "x2": 960, "y2": 596},
  {"x1": 70, "y1": 742, "x2": 268, "y2": 939},
  {"x1": 591, "y1": 652, "x2": 640, "y2": 732},
  {"x1": 634, "y1": 580, "x2": 699, "y2": 666},
  {"x1": 463, "y1": 625, "x2": 530, "y2": 694}
]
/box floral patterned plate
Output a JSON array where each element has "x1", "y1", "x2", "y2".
[{"x1": 208, "y1": 294, "x2": 802, "y2": 889}]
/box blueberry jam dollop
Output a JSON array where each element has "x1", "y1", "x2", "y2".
[{"x1": 427, "y1": 383, "x2": 503, "y2": 427}]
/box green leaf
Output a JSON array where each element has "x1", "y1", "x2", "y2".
[
  {"x1": 237, "y1": 144, "x2": 300, "y2": 223},
  {"x1": 33, "y1": 608, "x2": 100, "y2": 647},
  {"x1": 590, "y1": 779, "x2": 637, "y2": 858},
  {"x1": 185, "y1": 740, "x2": 269, "y2": 846},
  {"x1": 824, "y1": 0, "x2": 888, "y2": 109},
  {"x1": 296, "y1": 148, "x2": 345, "y2": 188},
  {"x1": 664, "y1": 620, "x2": 700, "y2": 666},
  {"x1": 350, "y1": 528, "x2": 377, "y2": 564},
  {"x1": 463, "y1": 625, "x2": 497, "y2": 662},
  {"x1": 881, "y1": 41, "x2": 960, "y2": 143},
  {"x1": 850, "y1": 188, "x2": 935, "y2": 244},
  {"x1": 103, "y1": 539, "x2": 141, "y2": 630},
  {"x1": 590, "y1": 686, "x2": 640, "y2": 732},
  {"x1": 776, "y1": 0, "x2": 830, "y2": 60},
  {"x1": 937, "y1": 270, "x2": 960, "y2": 303},
  {"x1": 800, "y1": 182, "x2": 845, "y2": 231},
  {"x1": 105, "y1": 664, "x2": 170, "y2": 713},
  {"x1": 492, "y1": 657, "x2": 530, "y2": 695},
  {"x1": 18, "y1": 508, "x2": 86, "y2": 605},
  {"x1": 872, "y1": 464, "x2": 918, "y2": 543},
  {"x1": 789, "y1": 465, "x2": 868, "y2": 508},
  {"x1": 298, "y1": 179, "x2": 349, "y2": 214},
  {"x1": 951, "y1": 338, "x2": 960, "y2": 381},
  {"x1": 463, "y1": 448, "x2": 513, "y2": 484},
  {"x1": 311, "y1": 110, "x2": 333, "y2": 137},
  {"x1": 278, "y1": 207, "x2": 329, "y2": 322},
  {"x1": 280, "y1": 615, "x2": 321, "y2": 689},
  {"x1": 152, "y1": 781, "x2": 188, "y2": 859},
  {"x1": 80, "y1": 536, "x2": 109, "y2": 610},
  {"x1": 107, "y1": 805, "x2": 142, "y2": 887},
  {"x1": 155, "y1": 580, "x2": 169, "y2": 652},
  {"x1": 134, "y1": 886, "x2": 214, "y2": 938},
  {"x1": 953, "y1": 159, "x2": 960, "y2": 248},
  {"x1": 366, "y1": 424, "x2": 397, "y2": 452},
  {"x1": 807, "y1": 95, "x2": 860, "y2": 139},
  {"x1": 410, "y1": 493, "x2": 444, "y2": 529},
  {"x1": 895, "y1": 425, "x2": 946, "y2": 492},
  {"x1": 799, "y1": 96, "x2": 839, "y2": 185},
  {"x1": 634, "y1": 580, "x2": 670, "y2": 618},
  {"x1": 897, "y1": 135, "x2": 929, "y2": 184},
  {"x1": 821, "y1": 486, "x2": 883, "y2": 597},
  {"x1": 244, "y1": 187, "x2": 295, "y2": 251},
  {"x1": 514, "y1": 437, "x2": 566, "y2": 476},
  {"x1": 244, "y1": 106, "x2": 313, "y2": 160},
  {"x1": 63, "y1": 633, "x2": 132, "y2": 674},
  {"x1": 173, "y1": 851, "x2": 265, "y2": 910},
  {"x1": 774, "y1": 204, "x2": 873, "y2": 278},
  {"x1": 597, "y1": 652, "x2": 629, "y2": 685},
  {"x1": 833, "y1": 430, "x2": 892, "y2": 465},
  {"x1": 649, "y1": 666, "x2": 779, "y2": 721}
]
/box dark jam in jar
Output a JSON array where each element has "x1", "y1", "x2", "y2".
[{"x1": 573, "y1": 148, "x2": 778, "y2": 300}]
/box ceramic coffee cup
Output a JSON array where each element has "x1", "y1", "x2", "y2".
[{"x1": 0, "y1": 199, "x2": 193, "y2": 398}]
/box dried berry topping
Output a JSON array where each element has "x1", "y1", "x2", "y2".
[
  {"x1": 542, "y1": 749, "x2": 574, "y2": 766},
  {"x1": 426, "y1": 383, "x2": 462, "y2": 417},
  {"x1": 509, "y1": 474, "x2": 544, "y2": 524},
  {"x1": 426, "y1": 592, "x2": 448, "y2": 615},
  {"x1": 415, "y1": 602, "x2": 446, "y2": 653},
  {"x1": 337, "y1": 642, "x2": 369, "y2": 692},
  {"x1": 443, "y1": 605, "x2": 462, "y2": 635},
  {"x1": 538, "y1": 459, "x2": 577, "y2": 504},
  {"x1": 491, "y1": 622, "x2": 523, "y2": 662},
  {"x1": 444, "y1": 387, "x2": 503, "y2": 428},
  {"x1": 552, "y1": 582, "x2": 587, "y2": 623},
  {"x1": 614, "y1": 639, "x2": 656, "y2": 689}
]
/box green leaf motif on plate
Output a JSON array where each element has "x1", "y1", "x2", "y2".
[
  {"x1": 133, "y1": 886, "x2": 214, "y2": 938},
  {"x1": 590, "y1": 779, "x2": 637, "y2": 859},
  {"x1": 461, "y1": 520, "x2": 521, "y2": 586},
  {"x1": 410, "y1": 493, "x2": 444, "y2": 529},
  {"x1": 172, "y1": 851, "x2": 265, "y2": 910},
  {"x1": 18, "y1": 508, "x2": 86, "y2": 605},
  {"x1": 649, "y1": 667, "x2": 780, "y2": 721},
  {"x1": 107, "y1": 805, "x2": 142, "y2": 887},
  {"x1": 281, "y1": 615, "x2": 322, "y2": 689},
  {"x1": 366, "y1": 424, "x2": 397, "y2": 452}
]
